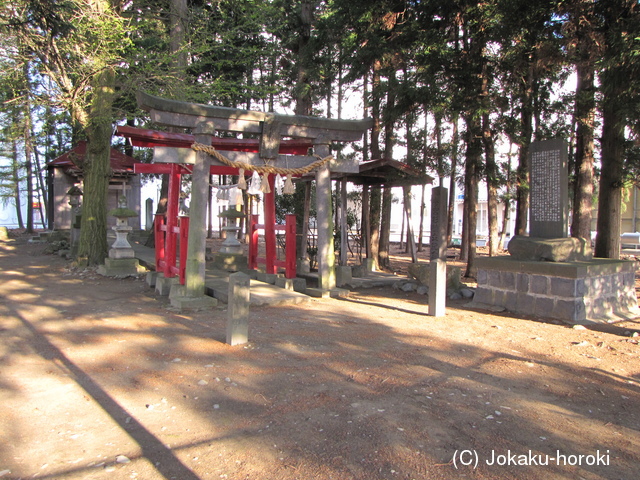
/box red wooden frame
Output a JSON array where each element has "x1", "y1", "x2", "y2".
[
  {"x1": 134, "y1": 155, "x2": 298, "y2": 284},
  {"x1": 249, "y1": 213, "x2": 297, "y2": 279},
  {"x1": 154, "y1": 213, "x2": 189, "y2": 284}
]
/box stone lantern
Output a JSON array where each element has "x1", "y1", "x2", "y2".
[
  {"x1": 108, "y1": 196, "x2": 138, "y2": 259},
  {"x1": 219, "y1": 208, "x2": 245, "y2": 255},
  {"x1": 212, "y1": 208, "x2": 248, "y2": 272},
  {"x1": 67, "y1": 186, "x2": 83, "y2": 255},
  {"x1": 97, "y1": 196, "x2": 145, "y2": 277}
]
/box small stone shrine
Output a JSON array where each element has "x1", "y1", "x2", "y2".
[{"x1": 473, "y1": 139, "x2": 639, "y2": 324}]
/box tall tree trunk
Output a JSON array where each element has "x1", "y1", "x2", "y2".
[
  {"x1": 418, "y1": 184, "x2": 426, "y2": 251},
  {"x1": 447, "y1": 117, "x2": 459, "y2": 246},
  {"x1": 570, "y1": 2, "x2": 596, "y2": 241},
  {"x1": 147, "y1": 0, "x2": 190, "y2": 248},
  {"x1": 369, "y1": 186, "x2": 381, "y2": 268},
  {"x1": 595, "y1": 81, "x2": 625, "y2": 258},
  {"x1": 170, "y1": 0, "x2": 188, "y2": 82},
  {"x1": 23, "y1": 63, "x2": 34, "y2": 233},
  {"x1": 498, "y1": 143, "x2": 515, "y2": 250},
  {"x1": 515, "y1": 68, "x2": 534, "y2": 236},
  {"x1": 11, "y1": 138, "x2": 24, "y2": 229},
  {"x1": 378, "y1": 70, "x2": 397, "y2": 268},
  {"x1": 379, "y1": 186, "x2": 392, "y2": 269},
  {"x1": 464, "y1": 114, "x2": 482, "y2": 277},
  {"x1": 370, "y1": 62, "x2": 382, "y2": 160},
  {"x1": 403, "y1": 185, "x2": 417, "y2": 262},
  {"x1": 483, "y1": 112, "x2": 499, "y2": 256},
  {"x1": 77, "y1": 67, "x2": 116, "y2": 265},
  {"x1": 294, "y1": 0, "x2": 316, "y2": 116},
  {"x1": 368, "y1": 63, "x2": 383, "y2": 264}
]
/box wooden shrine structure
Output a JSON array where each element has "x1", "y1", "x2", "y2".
[{"x1": 133, "y1": 92, "x2": 372, "y2": 303}]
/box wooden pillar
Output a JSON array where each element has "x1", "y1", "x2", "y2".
[
  {"x1": 264, "y1": 173, "x2": 277, "y2": 274},
  {"x1": 340, "y1": 177, "x2": 348, "y2": 266},
  {"x1": 403, "y1": 185, "x2": 417, "y2": 263},
  {"x1": 298, "y1": 181, "x2": 311, "y2": 273},
  {"x1": 165, "y1": 163, "x2": 181, "y2": 277},
  {"x1": 184, "y1": 122, "x2": 214, "y2": 297},
  {"x1": 314, "y1": 141, "x2": 335, "y2": 291},
  {"x1": 362, "y1": 185, "x2": 371, "y2": 260}
]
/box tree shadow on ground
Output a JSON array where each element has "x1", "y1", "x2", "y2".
[{"x1": 1, "y1": 239, "x2": 639, "y2": 480}]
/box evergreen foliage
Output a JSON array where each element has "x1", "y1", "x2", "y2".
[{"x1": 0, "y1": 0, "x2": 639, "y2": 264}]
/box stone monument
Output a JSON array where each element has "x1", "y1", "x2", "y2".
[{"x1": 473, "y1": 139, "x2": 639, "y2": 324}]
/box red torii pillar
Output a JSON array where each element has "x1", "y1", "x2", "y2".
[
  {"x1": 263, "y1": 174, "x2": 277, "y2": 274},
  {"x1": 135, "y1": 162, "x2": 285, "y2": 278}
]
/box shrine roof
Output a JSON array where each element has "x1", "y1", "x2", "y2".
[
  {"x1": 47, "y1": 141, "x2": 135, "y2": 178},
  {"x1": 336, "y1": 158, "x2": 434, "y2": 187},
  {"x1": 115, "y1": 125, "x2": 313, "y2": 155}
]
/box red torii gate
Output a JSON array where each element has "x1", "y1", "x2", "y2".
[
  {"x1": 133, "y1": 92, "x2": 371, "y2": 304},
  {"x1": 118, "y1": 125, "x2": 311, "y2": 281}
]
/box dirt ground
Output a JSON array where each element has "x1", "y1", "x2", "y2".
[{"x1": 1, "y1": 234, "x2": 640, "y2": 480}]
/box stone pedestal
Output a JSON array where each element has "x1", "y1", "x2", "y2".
[
  {"x1": 212, "y1": 253, "x2": 248, "y2": 272},
  {"x1": 472, "y1": 257, "x2": 639, "y2": 324},
  {"x1": 97, "y1": 257, "x2": 146, "y2": 277},
  {"x1": 335, "y1": 265, "x2": 352, "y2": 287},
  {"x1": 169, "y1": 284, "x2": 218, "y2": 311},
  {"x1": 275, "y1": 276, "x2": 307, "y2": 292},
  {"x1": 305, "y1": 287, "x2": 350, "y2": 299},
  {"x1": 219, "y1": 224, "x2": 244, "y2": 254},
  {"x1": 155, "y1": 274, "x2": 180, "y2": 296},
  {"x1": 297, "y1": 258, "x2": 311, "y2": 275},
  {"x1": 508, "y1": 236, "x2": 592, "y2": 262},
  {"x1": 98, "y1": 216, "x2": 145, "y2": 277},
  {"x1": 407, "y1": 263, "x2": 462, "y2": 290},
  {"x1": 256, "y1": 272, "x2": 279, "y2": 284}
]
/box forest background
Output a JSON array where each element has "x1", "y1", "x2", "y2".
[{"x1": 0, "y1": 0, "x2": 639, "y2": 277}]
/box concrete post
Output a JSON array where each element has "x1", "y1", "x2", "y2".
[
  {"x1": 314, "y1": 141, "x2": 335, "y2": 291},
  {"x1": 226, "y1": 272, "x2": 250, "y2": 346},
  {"x1": 429, "y1": 186, "x2": 448, "y2": 317},
  {"x1": 185, "y1": 123, "x2": 214, "y2": 297}
]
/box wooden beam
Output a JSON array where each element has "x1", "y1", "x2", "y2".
[{"x1": 151, "y1": 147, "x2": 360, "y2": 173}]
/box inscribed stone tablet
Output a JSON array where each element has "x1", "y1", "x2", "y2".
[{"x1": 529, "y1": 139, "x2": 568, "y2": 238}]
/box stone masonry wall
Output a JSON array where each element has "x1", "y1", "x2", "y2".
[{"x1": 473, "y1": 258, "x2": 638, "y2": 324}]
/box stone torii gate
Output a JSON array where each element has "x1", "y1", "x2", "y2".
[{"x1": 136, "y1": 92, "x2": 372, "y2": 306}]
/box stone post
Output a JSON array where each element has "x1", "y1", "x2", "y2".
[
  {"x1": 169, "y1": 122, "x2": 217, "y2": 311},
  {"x1": 185, "y1": 123, "x2": 214, "y2": 297},
  {"x1": 145, "y1": 198, "x2": 154, "y2": 230},
  {"x1": 314, "y1": 140, "x2": 335, "y2": 292},
  {"x1": 226, "y1": 272, "x2": 250, "y2": 346},
  {"x1": 429, "y1": 186, "x2": 448, "y2": 317}
]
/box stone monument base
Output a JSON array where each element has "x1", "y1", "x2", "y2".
[
  {"x1": 305, "y1": 287, "x2": 350, "y2": 299},
  {"x1": 275, "y1": 276, "x2": 307, "y2": 292},
  {"x1": 407, "y1": 262, "x2": 462, "y2": 290},
  {"x1": 211, "y1": 253, "x2": 248, "y2": 272},
  {"x1": 472, "y1": 257, "x2": 639, "y2": 324},
  {"x1": 169, "y1": 284, "x2": 218, "y2": 311},
  {"x1": 97, "y1": 257, "x2": 146, "y2": 277},
  {"x1": 508, "y1": 236, "x2": 592, "y2": 262}
]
